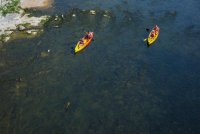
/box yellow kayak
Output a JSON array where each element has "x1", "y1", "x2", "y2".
[
  {"x1": 74, "y1": 32, "x2": 94, "y2": 54},
  {"x1": 147, "y1": 25, "x2": 160, "y2": 45}
]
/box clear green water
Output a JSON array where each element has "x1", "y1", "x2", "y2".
[{"x1": 0, "y1": 0, "x2": 200, "y2": 134}]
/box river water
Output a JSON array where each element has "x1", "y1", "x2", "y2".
[{"x1": 0, "y1": 0, "x2": 200, "y2": 134}]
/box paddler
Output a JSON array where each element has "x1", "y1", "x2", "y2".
[
  {"x1": 84, "y1": 31, "x2": 90, "y2": 39},
  {"x1": 79, "y1": 39, "x2": 84, "y2": 45},
  {"x1": 150, "y1": 30, "x2": 156, "y2": 38}
]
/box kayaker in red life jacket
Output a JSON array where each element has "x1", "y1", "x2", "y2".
[
  {"x1": 153, "y1": 25, "x2": 158, "y2": 31},
  {"x1": 79, "y1": 39, "x2": 84, "y2": 44},
  {"x1": 150, "y1": 30, "x2": 156, "y2": 38},
  {"x1": 85, "y1": 31, "x2": 90, "y2": 39},
  {"x1": 153, "y1": 25, "x2": 159, "y2": 34},
  {"x1": 79, "y1": 32, "x2": 91, "y2": 46}
]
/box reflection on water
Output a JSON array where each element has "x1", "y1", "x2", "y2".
[{"x1": 0, "y1": 0, "x2": 200, "y2": 134}]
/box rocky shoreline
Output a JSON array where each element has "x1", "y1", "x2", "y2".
[{"x1": 0, "y1": 0, "x2": 53, "y2": 43}]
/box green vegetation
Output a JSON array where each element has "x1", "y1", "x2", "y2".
[{"x1": 0, "y1": 0, "x2": 20, "y2": 16}]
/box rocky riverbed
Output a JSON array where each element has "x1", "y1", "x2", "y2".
[{"x1": 0, "y1": 0, "x2": 53, "y2": 43}]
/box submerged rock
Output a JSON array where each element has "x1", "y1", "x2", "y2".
[
  {"x1": 90, "y1": 10, "x2": 96, "y2": 15},
  {"x1": 0, "y1": 63, "x2": 4, "y2": 67},
  {"x1": 0, "y1": 34, "x2": 12, "y2": 43},
  {"x1": 26, "y1": 30, "x2": 32, "y2": 34},
  {"x1": 0, "y1": 13, "x2": 49, "y2": 42},
  {"x1": 15, "y1": 81, "x2": 27, "y2": 96},
  {"x1": 103, "y1": 14, "x2": 110, "y2": 18},
  {"x1": 18, "y1": 25, "x2": 26, "y2": 31},
  {"x1": 9, "y1": 29, "x2": 43, "y2": 41},
  {"x1": 64, "y1": 101, "x2": 71, "y2": 112},
  {"x1": 41, "y1": 51, "x2": 49, "y2": 57},
  {"x1": 4, "y1": 36, "x2": 10, "y2": 42}
]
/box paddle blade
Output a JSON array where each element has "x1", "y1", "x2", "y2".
[
  {"x1": 146, "y1": 28, "x2": 150, "y2": 32},
  {"x1": 143, "y1": 38, "x2": 147, "y2": 42},
  {"x1": 70, "y1": 47, "x2": 75, "y2": 55}
]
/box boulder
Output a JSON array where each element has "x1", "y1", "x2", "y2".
[
  {"x1": 18, "y1": 25, "x2": 26, "y2": 31},
  {"x1": 20, "y1": 0, "x2": 53, "y2": 9}
]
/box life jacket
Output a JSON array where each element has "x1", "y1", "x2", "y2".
[
  {"x1": 150, "y1": 30, "x2": 155, "y2": 38},
  {"x1": 88, "y1": 33, "x2": 93, "y2": 38}
]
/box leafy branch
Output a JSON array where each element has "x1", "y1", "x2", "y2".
[{"x1": 0, "y1": 0, "x2": 20, "y2": 16}]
